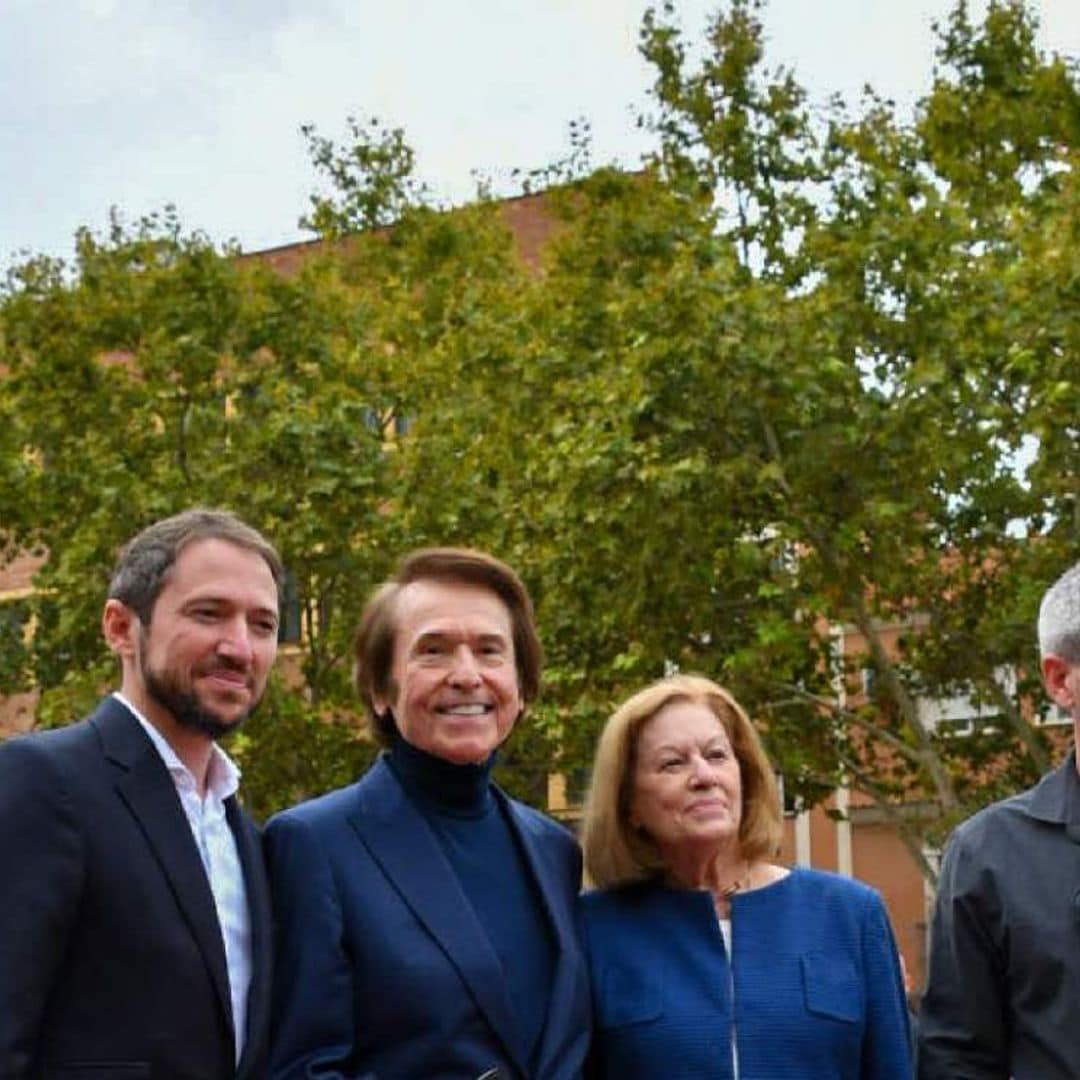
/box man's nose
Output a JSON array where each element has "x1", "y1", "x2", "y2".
[
  {"x1": 217, "y1": 617, "x2": 255, "y2": 665},
  {"x1": 448, "y1": 645, "x2": 482, "y2": 686}
]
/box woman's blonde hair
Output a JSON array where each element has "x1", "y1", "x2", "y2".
[{"x1": 581, "y1": 673, "x2": 783, "y2": 888}]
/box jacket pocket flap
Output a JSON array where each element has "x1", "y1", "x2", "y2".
[
  {"x1": 596, "y1": 964, "x2": 664, "y2": 1028},
  {"x1": 801, "y1": 953, "x2": 862, "y2": 1023}
]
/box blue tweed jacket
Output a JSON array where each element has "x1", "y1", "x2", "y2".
[{"x1": 581, "y1": 867, "x2": 911, "y2": 1079}]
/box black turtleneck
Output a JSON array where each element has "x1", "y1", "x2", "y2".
[
  {"x1": 387, "y1": 728, "x2": 496, "y2": 816},
  {"x1": 386, "y1": 731, "x2": 556, "y2": 1071}
]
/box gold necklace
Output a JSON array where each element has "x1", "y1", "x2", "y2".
[{"x1": 718, "y1": 861, "x2": 751, "y2": 899}]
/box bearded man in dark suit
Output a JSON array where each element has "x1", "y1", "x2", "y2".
[{"x1": 0, "y1": 508, "x2": 282, "y2": 1080}]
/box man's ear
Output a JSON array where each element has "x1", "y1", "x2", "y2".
[
  {"x1": 1042, "y1": 653, "x2": 1077, "y2": 714},
  {"x1": 102, "y1": 599, "x2": 140, "y2": 659},
  {"x1": 372, "y1": 677, "x2": 400, "y2": 719}
]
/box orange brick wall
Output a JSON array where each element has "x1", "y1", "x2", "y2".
[
  {"x1": 853, "y1": 821, "x2": 928, "y2": 992},
  {"x1": 782, "y1": 801, "x2": 928, "y2": 996},
  {"x1": 235, "y1": 188, "x2": 560, "y2": 278}
]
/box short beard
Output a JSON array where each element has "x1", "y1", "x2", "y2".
[{"x1": 143, "y1": 661, "x2": 257, "y2": 742}]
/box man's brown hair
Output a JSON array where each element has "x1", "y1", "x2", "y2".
[
  {"x1": 108, "y1": 507, "x2": 284, "y2": 624},
  {"x1": 353, "y1": 548, "x2": 542, "y2": 747}
]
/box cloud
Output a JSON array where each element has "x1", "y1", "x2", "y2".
[{"x1": 2, "y1": 0, "x2": 1076, "y2": 263}]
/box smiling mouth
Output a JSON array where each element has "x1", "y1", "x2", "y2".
[
  {"x1": 437, "y1": 703, "x2": 492, "y2": 716},
  {"x1": 202, "y1": 669, "x2": 252, "y2": 692}
]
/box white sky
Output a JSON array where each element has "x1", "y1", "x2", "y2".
[{"x1": 2, "y1": 0, "x2": 1077, "y2": 264}]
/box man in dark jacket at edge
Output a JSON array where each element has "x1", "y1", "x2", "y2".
[{"x1": 919, "y1": 560, "x2": 1080, "y2": 1078}]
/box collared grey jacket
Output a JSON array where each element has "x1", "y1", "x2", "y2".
[{"x1": 918, "y1": 751, "x2": 1080, "y2": 1079}]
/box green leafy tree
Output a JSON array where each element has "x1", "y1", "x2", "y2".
[
  {"x1": 594, "y1": 0, "x2": 1080, "y2": 866},
  {"x1": 301, "y1": 114, "x2": 427, "y2": 236},
  {"x1": 0, "y1": 211, "x2": 391, "y2": 818}
]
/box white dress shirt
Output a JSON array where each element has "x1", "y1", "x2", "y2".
[{"x1": 115, "y1": 692, "x2": 252, "y2": 1066}]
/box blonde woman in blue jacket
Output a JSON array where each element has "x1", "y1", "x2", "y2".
[{"x1": 580, "y1": 674, "x2": 912, "y2": 1080}]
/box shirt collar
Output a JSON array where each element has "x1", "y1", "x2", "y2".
[{"x1": 113, "y1": 691, "x2": 241, "y2": 801}]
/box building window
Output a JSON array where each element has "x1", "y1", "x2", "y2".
[
  {"x1": 918, "y1": 666, "x2": 1015, "y2": 738},
  {"x1": 278, "y1": 571, "x2": 302, "y2": 645}
]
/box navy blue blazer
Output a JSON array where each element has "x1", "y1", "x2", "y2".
[
  {"x1": 264, "y1": 755, "x2": 591, "y2": 1079},
  {"x1": 0, "y1": 696, "x2": 272, "y2": 1079},
  {"x1": 582, "y1": 868, "x2": 911, "y2": 1080}
]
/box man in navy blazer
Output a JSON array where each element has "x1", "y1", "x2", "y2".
[
  {"x1": 0, "y1": 509, "x2": 282, "y2": 1079},
  {"x1": 265, "y1": 547, "x2": 591, "y2": 1079}
]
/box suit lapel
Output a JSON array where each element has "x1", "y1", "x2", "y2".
[
  {"x1": 501, "y1": 793, "x2": 583, "y2": 1075},
  {"x1": 349, "y1": 759, "x2": 530, "y2": 1077},
  {"x1": 93, "y1": 700, "x2": 234, "y2": 1046},
  {"x1": 501, "y1": 794, "x2": 569, "y2": 943},
  {"x1": 227, "y1": 797, "x2": 271, "y2": 1079}
]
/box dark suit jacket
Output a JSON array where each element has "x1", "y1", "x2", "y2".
[
  {"x1": 264, "y1": 756, "x2": 591, "y2": 1080},
  {"x1": 919, "y1": 751, "x2": 1080, "y2": 1078},
  {"x1": 0, "y1": 696, "x2": 272, "y2": 1080}
]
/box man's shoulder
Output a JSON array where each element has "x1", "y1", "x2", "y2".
[
  {"x1": 953, "y1": 762, "x2": 1070, "y2": 843},
  {"x1": 265, "y1": 764, "x2": 380, "y2": 834},
  {"x1": 957, "y1": 792, "x2": 1024, "y2": 830},
  {"x1": 947, "y1": 802, "x2": 1023, "y2": 864},
  {"x1": 500, "y1": 789, "x2": 575, "y2": 842},
  {"x1": 940, "y1": 768, "x2": 1073, "y2": 887},
  {"x1": 0, "y1": 704, "x2": 126, "y2": 815}
]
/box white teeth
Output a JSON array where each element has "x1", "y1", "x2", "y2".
[{"x1": 442, "y1": 704, "x2": 488, "y2": 715}]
